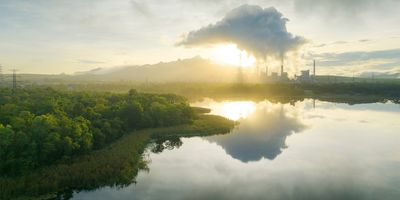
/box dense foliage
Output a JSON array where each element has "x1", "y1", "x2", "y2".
[
  {"x1": 0, "y1": 87, "x2": 195, "y2": 175},
  {"x1": 0, "y1": 114, "x2": 235, "y2": 200},
  {"x1": 0, "y1": 132, "x2": 150, "y2": 200}
]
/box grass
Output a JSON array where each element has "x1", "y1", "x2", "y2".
[{"x1": 151, "y1": 114, "x2": 236, "y2": 138}]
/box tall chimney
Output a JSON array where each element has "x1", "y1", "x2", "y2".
[
  {"x1": 313, "y1": 59, "x2": 316, "y2": 77},
  {"x1": 281, "y1": 64, "x2": 283, "y2": 76}
]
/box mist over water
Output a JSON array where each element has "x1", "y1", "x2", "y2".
[{"x1": 73, "y1": 99, "x2": 400, "y2": 200}]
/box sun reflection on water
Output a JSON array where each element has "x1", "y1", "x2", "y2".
[
  {"x1": 220, "y1": 101, "x2": 256, "y2": 120},
  {"x1": 193, "y1": 99, "x2": 256, "y2": 121}
]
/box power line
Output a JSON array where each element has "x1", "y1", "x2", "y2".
[
  {"x1": 12, "y1": 69, "x2": 18, "y2": 91},
  {"x1": 7, "y1": 69, "x2": 19, "y2": 93}
]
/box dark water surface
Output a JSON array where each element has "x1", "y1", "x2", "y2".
[{"x1": 73, "y1": 99, "x2": 400, "y2": 200}]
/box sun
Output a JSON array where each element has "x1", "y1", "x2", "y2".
[{"x1": 211, "y1": 44, "x2": 256, "y2": 67}]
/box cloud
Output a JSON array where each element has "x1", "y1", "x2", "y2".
[
  {"x1": 313, "y1": 43, "x2": 326, "y2": 48},
  {"x1": 358, "y1": 39, "x2": 371, "y2": 43},
  {"x1": 313, "y1": 39, "x2": 374, "y2": 49},
  {"x1": 314, "y1": 48, "x2": 400, "y2": 67},
  {"x1": 177, "y1": 4, "x2": 306, "y2": 59},
  {"x1": 130, "y1": 0, "x2": 152, "y2": 17},
  {"x1": 291, "y1": 0, "x2": 400, "y2": 32},
  {"x1": 77, "y1": 59, "x2": 105, "y2": 64},
  {"x1": 293, "y1": 0, "x2": 396, "y2": 17},
  {"x1": 332, "y1": 41, "x2": 348, "y2": 45},
  {"x1": 308, "y1": 48, "x2": 400, "y2": 77}
]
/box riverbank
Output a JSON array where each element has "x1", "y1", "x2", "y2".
[
  {"x1": 0, "y1": 113, "x2": 235, "y2": 200},
  {"x1": 49, "y1": 82, "x2": 400, "y2": 104}
]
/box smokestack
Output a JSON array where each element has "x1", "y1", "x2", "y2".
[
  {"x1": 313, "y1": 59, "x2": 316, "y2": 77},
  {"x1": 280, "y1": 57, "x2": 284, "y2": 77}
]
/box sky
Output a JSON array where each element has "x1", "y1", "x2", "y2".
[{"x1": 0, "y1": 0, "x2": 400, "y2": 76}]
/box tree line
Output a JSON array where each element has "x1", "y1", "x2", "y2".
[{"x1": 0, "y1": 87, "x2": 195, "y2": 176}]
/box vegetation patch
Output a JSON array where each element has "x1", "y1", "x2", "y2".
[
  {"x1": 0, "y1": 95, "x2": 235, "y2": 199},
  {"x1": 0, "y1": 132, "x2": 150, "y2": 200},
  {"x1": 0, "y1": 87, "x2": 195, "y2": 176}
]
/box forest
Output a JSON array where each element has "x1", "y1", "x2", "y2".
[
  {"x1": 0, "y1": 87, "x2": 195, "y2": 176},
  {"x1": 0, "y1": 85, "x2": 237, "y2": 200}
]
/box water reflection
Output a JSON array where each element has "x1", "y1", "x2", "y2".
[
  {"x1": 150, "y1": 136, "x2": 183, "y2": 153},
  {"x1": 192, "y1": 99, "x2": 256, "y2": 120},
  {"x1": 204, "y1": 101, "x2": 307, "y2": 162},
  {"x1": 72, "y1": 99, "x2": 400, "y2": 200}
]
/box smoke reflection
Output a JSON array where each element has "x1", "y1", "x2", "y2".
[{"x1": 207, "y1": 102, "x2": 307, "y2": 162}]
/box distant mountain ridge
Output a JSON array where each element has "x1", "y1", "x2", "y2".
[
  {"x1": 359, "y1": 71, "x2": 400, "y2": 79},
  {"x1": 74, "y1": 56, "x2": 242, "y2": 82}
]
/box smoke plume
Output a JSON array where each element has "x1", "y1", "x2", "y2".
[{"x1": 177, "y1": 4, "x2": 307, "y2": 60}]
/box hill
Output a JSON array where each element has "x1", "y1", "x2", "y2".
[{"x1": 73, "y1": 56, "x2": 242, "y2": 82}]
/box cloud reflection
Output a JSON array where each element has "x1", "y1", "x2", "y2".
[{"x1": 208, "y1": 103, "x2": 307, "y2": 162}]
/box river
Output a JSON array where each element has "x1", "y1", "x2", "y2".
[{"x1": 72, "y1": 98, "x2": 400, "y2": 200}]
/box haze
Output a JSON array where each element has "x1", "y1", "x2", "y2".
[{"x1": 1, "y1": 0, "x2": 400, "y2": 77}]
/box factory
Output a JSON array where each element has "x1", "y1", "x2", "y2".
[
  {"x1": 295, "y1": 60, "x2": 316, "y2": 83},
  {"x1": 259, "y1": 59, "x2": 317, "y2": 83}
]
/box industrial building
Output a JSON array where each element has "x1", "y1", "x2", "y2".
[
  {"x1": 258, "y1": 59, "x2": 317, "y2": 83},
  {"x1": 295, "y1": 60, "x2": 316, "y2": 83}
]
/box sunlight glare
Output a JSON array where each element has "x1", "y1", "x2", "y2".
[
  {"x1": 218, "y1": 101, "x2": 256, "y2": 120},
  {"x1": 212, "y1": 44, "x2": 255, "y2": 67}
]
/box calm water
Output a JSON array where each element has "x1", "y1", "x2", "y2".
[{"x1": 73, "y1": 99, "x2": 400, "y2": 200}]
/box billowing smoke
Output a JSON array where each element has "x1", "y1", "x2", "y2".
[{"x1": 177, "y1": 4, "x2": 307, "y2": 60}]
